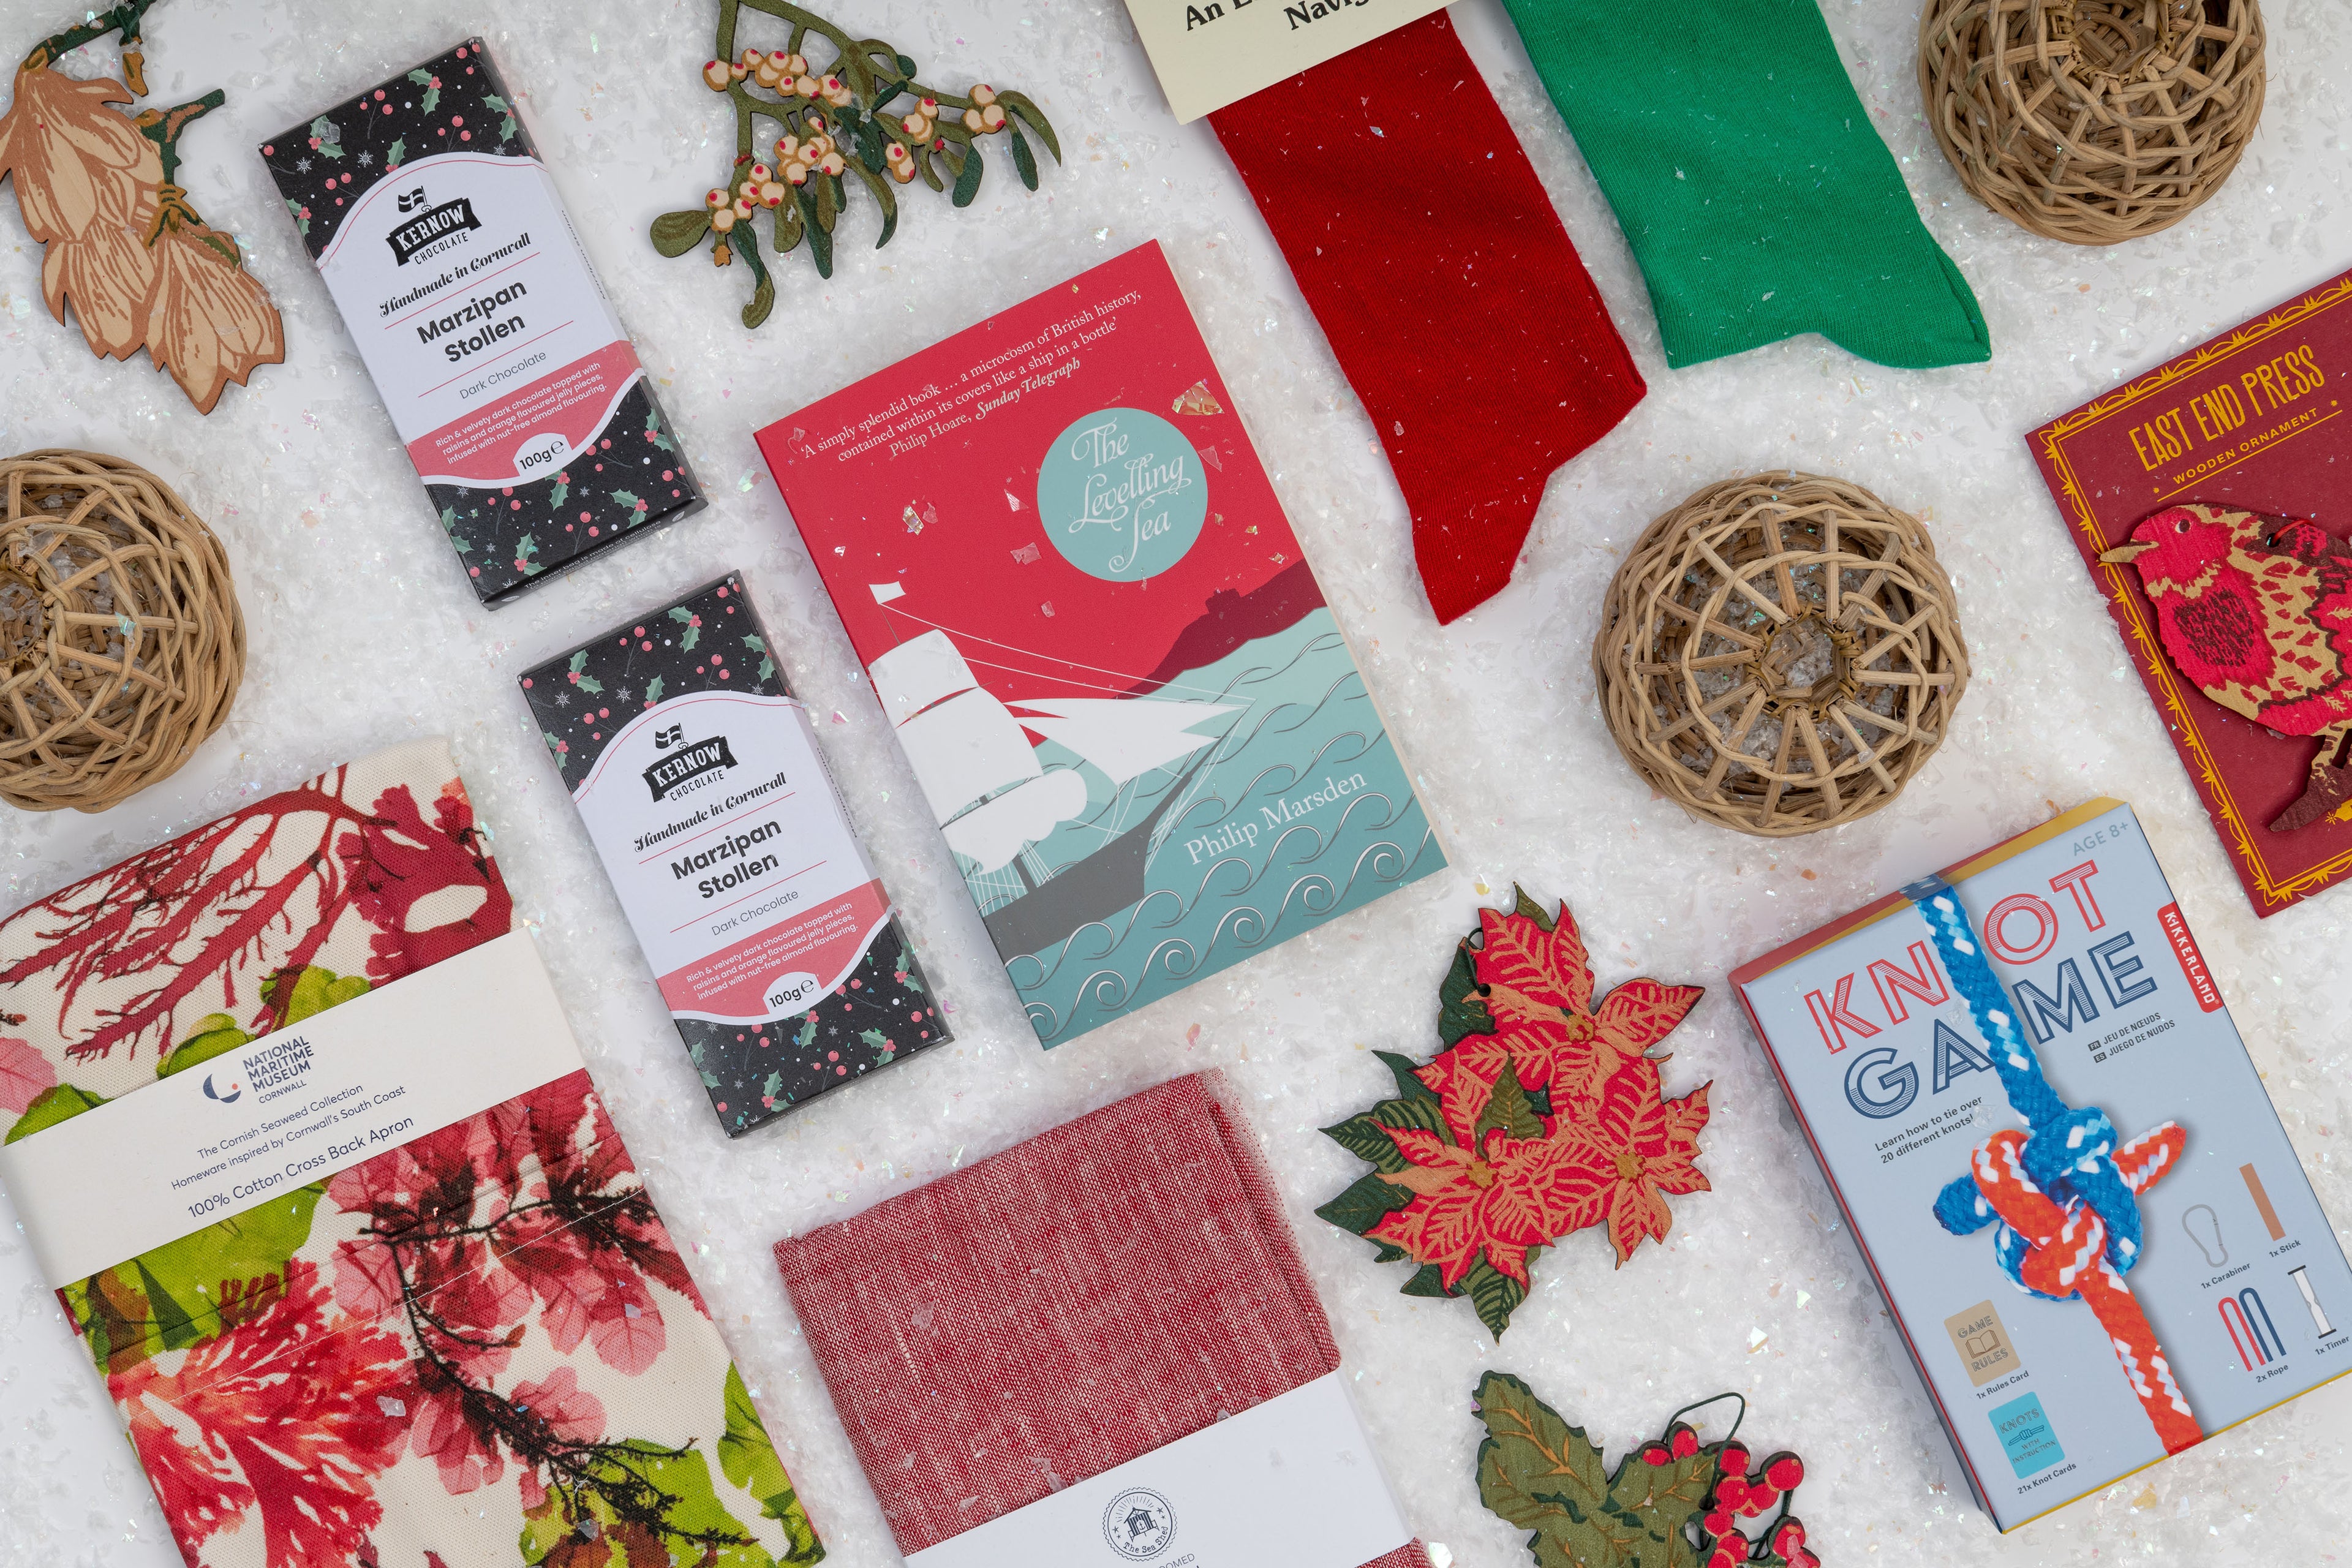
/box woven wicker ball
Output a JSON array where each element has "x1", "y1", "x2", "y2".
[
  {"x1": 1, "y1": 450, "x2": 244, "y2": 812},
  {"x1": 1591, "y1": 474, "x2": 1969, "y2": 839},
  {"x1": 1919, "y1": 0, "x2": 2264, "y2": 246}
]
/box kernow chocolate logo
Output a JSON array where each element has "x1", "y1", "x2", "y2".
[
  {"x1": 386, "y1": 194, "x2": 481, "y2": 265},
  {"x1": 644, "y1": 736, "x2": 736, "y2": 801}
]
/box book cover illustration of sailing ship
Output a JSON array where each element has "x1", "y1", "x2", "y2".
[{"x1": 758, "y1": 242, "x2": 1445, "y2": 1044}]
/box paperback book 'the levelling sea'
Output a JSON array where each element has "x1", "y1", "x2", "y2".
[{"x1": 757, "y1": 243, "x2": 1444, "y2": 1044}]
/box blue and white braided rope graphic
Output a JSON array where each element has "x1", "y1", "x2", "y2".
[
  {"x1": 1902, "y1": 875, "x2": 2147, "y2": 1292},
  {"x1": 1901, "y1": 873, "x2": 2201, "y2": 1452}
]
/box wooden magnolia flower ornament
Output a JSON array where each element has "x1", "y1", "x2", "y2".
[
  {"x1": 1319, "y1": 888, "x2": 1709, "y2": 1337},
  {"x1": 1475, "y1": 1377, "x2": 1821, "y2": 1568},
  {"x1": 650, "y1": 0, "x2": 1061, "y2": 328},
  {"x1": 0, "y1": 1, "x2": 284, "y2": 412}
]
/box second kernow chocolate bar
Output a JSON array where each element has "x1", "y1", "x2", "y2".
[
  {"x1": 262, "y1": 38, "x2": 701, "y2": 606},
  {"x1": 522, "y1": 574, "x2": 949, "y2": 1135}
]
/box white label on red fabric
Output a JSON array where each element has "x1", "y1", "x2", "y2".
[
  {"x1": 0, "y1": 931, "x2": 580, "y2": 1289},
  {"x1": 902, "y1": 1371, "x2": 1411, "y2": 1568}
]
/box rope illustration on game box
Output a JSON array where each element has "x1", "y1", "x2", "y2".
[{"x1": 1904, "y1": 874, "x2": 2203, "y2": 1455}]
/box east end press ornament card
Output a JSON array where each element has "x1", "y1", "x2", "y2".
[
  {"x1": 2028, "y1": 265, "x2": 2352, "y2": 914},
  {"x1": 758, "y1": 241, "x2": 1444, "y2": 1046},
  {"x1": 1732, "y1": 799, "x2": 2352, "y2": 1530}
]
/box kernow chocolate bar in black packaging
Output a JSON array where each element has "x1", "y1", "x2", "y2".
[
  {"x1": 262, "y1": 40, "x2": 701, "y2": 605},
  {"x1": 522, "y1": 573, "x2": 951, "y2": 1136}
]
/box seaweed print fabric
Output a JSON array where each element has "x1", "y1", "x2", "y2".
[{"x1": 0, "y1": 739, "x2": 822, "y2": 1568}]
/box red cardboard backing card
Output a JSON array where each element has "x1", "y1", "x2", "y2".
[{"x1": 2027, "y1": 270, "x2": 2352, "y2": 916}]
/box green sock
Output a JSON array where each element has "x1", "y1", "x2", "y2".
[{"x1": 1497, "y1": 0, "x2": 1991, "y2": 371}]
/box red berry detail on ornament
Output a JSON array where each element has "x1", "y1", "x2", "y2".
[{"x1": 1765, "y1": 1454, "x2": 1804, "y2": 1493}]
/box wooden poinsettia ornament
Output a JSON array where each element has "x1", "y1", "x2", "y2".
[
  {"x1": 1318, "y1": 888, "x2": 1709, "y2": 1337},
  {"x1": 0, "y1": 0, "x2": 284, "y2": 412},
  {"x1": 1474, "y1": 1374, "x2": 1821, "y2": 1568}
]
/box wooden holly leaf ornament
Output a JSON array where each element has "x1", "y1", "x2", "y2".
[
  {"x1": 1473, "y1": 1373, "x2": 1720, "y2": 1568},
  {"x1": 0, "y1": 1, "x2": 284, "y2": 412},
  {"x1": 651, "y1": 0, "x2": 1061, "y2": 328},
  {"x1": 1318, "y1": 888, "x2": 1709, "y2": 1337},
  {"x1": 1474, "y1": 1376, "x2": 1822, "y2": 1568}
]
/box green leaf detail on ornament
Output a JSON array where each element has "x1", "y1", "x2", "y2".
[
  {"x1": 644, "y1": 674, "x2": 665, "y2": 704},
  {"x1": 483, "y1": 92, "x2": 518, "y2": 143},
  {"x1": 1462, "y1": 1254, "x2": 1534, "y2": 1340},
  {"x1": 309, "y1": 115, "x2": 342, "y2": 159},
  {"x1": 568, "y1": 649, "x2": 605, "y2": 694},
  {"x1": 949, "y1": 139, "x2": 983, "y2": 207},
  {"x1": 668, "y1": 605, "x2": 701, "y2": 650},
  {"x1": 1473, "y1": 1371, "x2": 1721, "y2": 1568},
  {"x1": 284, "y1": 196, "x2": 309, "y2": 236},
  {"x1": 761, "y1": 1069, "x2": 784, "y2": 1102},
  {"x1": 998, "y1": 91, "x2": 1061, "y2": 162},
  {"x1": 1477, "y1": 1063, "x2": 1547, "y2": 1143},
  {"x1": 386, "y1": 137, "x2": 406, "y2": 170},
  {"x1": 1439, "y1": 938, "x2": 1498, "y2": 1046},
  {"x1": 744, "y1": 633, "x2": 776, "y2": 683},
  {"x1": 647, "y1": 407, "x2": 676, "y2": 453},
  {"x1": 1322, "y1": 1085, "x2": 1450, "y2": 1175},
  {"x1": 407, "y1": 67, "x2": 440, "y2": 114},
  {"x1": 549, "y1": 477, "x2": 568, "y2": 508},
  {"x1": 794, "y1": 187, "x2": 832, "y2": 281},
  {"x1": 516, "y1": 533, "x2": 543, "y2": 576},
  {"x1": 1010, "y1": 126, "x2": 1038, "y2": 190},
  {"x1": 859, "y1": 1027, "x2": 894, "y2": 1063},
  {"x1": 1314, "y1": 1170, "x2": 1414, "y2": 1235},
  {"x1": 796, "y1": 1016, "x2": 819, "y2": 1048},
  {"x1": 652, "y1": 208, "x2": 715, "y2": 257}
]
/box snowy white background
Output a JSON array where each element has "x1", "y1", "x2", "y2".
[{"x1": 2, "y1": 0, "x2": 2350, "y2": 1564}]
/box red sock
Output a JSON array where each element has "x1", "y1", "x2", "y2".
[{"x1": 1210, "y1": 12, "x2": 1645, "y2": 623}]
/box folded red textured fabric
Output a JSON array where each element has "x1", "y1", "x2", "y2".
[{"x1": 774, "y1": 1071, "x2": 1428, "y2": 1567}]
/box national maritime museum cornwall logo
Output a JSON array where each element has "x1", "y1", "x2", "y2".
[{"x1": 1100, "y1": 1486, "x2": 1177, "y2": 1560}]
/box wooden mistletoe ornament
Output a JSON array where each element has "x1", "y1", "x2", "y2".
[
  {"x1": 650, "y1": 0, "x2": 1060, "y2": 328},
  {"x1": 1319, "y1": 888, "x2": 1709, "y2": 1337},
  {"x1": 0, "y1": 0, "x2": 284, "y2": 412},
  {"x1": 1475, "y1": 1376, "x2": 1820, "y2": 1568}
]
